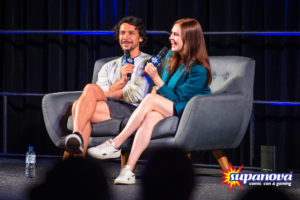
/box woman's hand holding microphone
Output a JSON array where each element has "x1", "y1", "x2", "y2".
[{"x1": 144, "y1": 62, "x2": 164, "y2": 89}]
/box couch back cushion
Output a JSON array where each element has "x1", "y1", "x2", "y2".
[
  {"x1": 209, "y1": 56, "x2": 255, "y2": 97},
  {"x1": 92, "y1": 55, "x2": 255, "y2": 98}
]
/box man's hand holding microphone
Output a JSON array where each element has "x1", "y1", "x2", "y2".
[{"x1": 121, "y1": 50, "x2": 134, "y2": 82}]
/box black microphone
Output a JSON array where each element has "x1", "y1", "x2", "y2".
[
  {"x1": 143, "y1": 47, "x2": 169, "y2": 76},
  {"x1": 121, "y1": 50, "x2": 134, "y2": 80}
]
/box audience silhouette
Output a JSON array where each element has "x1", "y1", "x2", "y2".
[
  {"x1": 29, "y1": 157, "x2": 110, "y2": 200},
  {"x1": 28, "y1": 148, "x2": 296, "y2": 200},
  {"x1": 142, "y1": 147, "x2": 195, "y2": 200}
]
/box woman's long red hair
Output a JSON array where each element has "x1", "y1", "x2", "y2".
[{"x1": 167, "y1": 18, "x2": 212, "y2": 85}]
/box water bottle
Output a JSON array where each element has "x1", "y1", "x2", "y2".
[{"x1": 25, "y1": 146, "x2": 36, "y2": 178}]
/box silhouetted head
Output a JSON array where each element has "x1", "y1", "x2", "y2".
[
  {"x1": 142, "y1": 147, "x2": 194, "y2": 200},
  {"x1": 29, "y1": 157, "x2": 110, "y2": 200}
]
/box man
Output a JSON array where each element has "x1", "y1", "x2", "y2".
[{"x1": 64, "y1": 16, "x2": 150, "y2": 158}]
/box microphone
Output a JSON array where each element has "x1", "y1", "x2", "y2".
[
  {"x1": 143, "y1": 47, "x2": 169, "y2": 76},
  {"x1": 121, "y1": 50, "x2": 134, "y2": 80}
]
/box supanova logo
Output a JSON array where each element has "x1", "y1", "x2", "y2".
[
  {"x1": 230, "y1": 173, "x2": 293, "y2": 184},
  {"x1": 219, "y1": 163, "x2": 293, "y2": 192}
]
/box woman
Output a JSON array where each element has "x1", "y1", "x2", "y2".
[{"x1": 88, "y1": 18, "x2": 212, "y2": 184}]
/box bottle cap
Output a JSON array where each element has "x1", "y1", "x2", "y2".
[{"x1": 29, "y1": 146, "x2": 33, "y2": 150}]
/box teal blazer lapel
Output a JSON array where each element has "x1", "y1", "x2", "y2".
[
  {"x1": 162, "y1": 65, "x2": 169, "y2": 83},
  {"x1": 167, "y1": 64, "x2": 185, "y2": 90}
]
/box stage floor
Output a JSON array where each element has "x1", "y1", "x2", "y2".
[{"x1": 0, "y1": 157, "x2": 299, "y2": 200}]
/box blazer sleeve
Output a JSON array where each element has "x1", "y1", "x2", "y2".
[{"x1": 157, "y1": 65, "x2": 208, "y2": 104}]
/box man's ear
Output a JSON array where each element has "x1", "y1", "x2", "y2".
[{"x1": 139, "y1": 37, "x2": 143, "y2": 43}]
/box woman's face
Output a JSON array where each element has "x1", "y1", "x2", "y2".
[{"x1": 169, "y1": 24, "x2": 183, "y2": 53}]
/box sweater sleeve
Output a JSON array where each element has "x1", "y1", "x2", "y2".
[{"x1": 96, "y1": 62, "x2": 113, "y2": 91}]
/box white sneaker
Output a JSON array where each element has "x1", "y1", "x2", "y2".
[
  {"x1": 87, "y1": 139, "x2": 121, "y2": 159},
  {"x1": 114, "y1": 165, "x2": 136, "y2": 184}
]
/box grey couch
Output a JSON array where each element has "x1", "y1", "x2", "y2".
[{"x1": 42, "y1": 55, "x2": 255, "y2": 169}]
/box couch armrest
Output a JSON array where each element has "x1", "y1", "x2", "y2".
[
  {"x1": 174, "y1": 93, "x2": 252, "y2": 151},
  {"x1": 42, "y1": 91, "x2": 81, "y2": 148}
]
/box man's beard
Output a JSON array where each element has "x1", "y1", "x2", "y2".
[{"x1": 121, "y1": 41, "x2": 138, "y2": 52}]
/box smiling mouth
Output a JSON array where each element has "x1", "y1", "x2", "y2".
[
  {"x1": 170, "y1": 40, "x2": 177, "y2": 46},
  {"x1": 122, "y1": 41, "x2": 132, "y2": 45}
]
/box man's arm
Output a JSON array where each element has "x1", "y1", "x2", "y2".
[
  {"x1": 96, "y1": 54, "x2": 149, "y2": 103},
  {"x1": 105, "y1": 63, "x2": 134, "y2": 99},
  {"x1": 104, "y1": 89, "x2": 124, "y2": 100},
  {"x1": 108, "y1": 78, "x2": 127, "y2": 92},
  {"x1": 107, "y1": 63, "x2": 149, "y2": 103}
]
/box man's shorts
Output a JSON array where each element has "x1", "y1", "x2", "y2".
[{"x1": 106, "y1": 97, "x2": 137, "y2": 119}]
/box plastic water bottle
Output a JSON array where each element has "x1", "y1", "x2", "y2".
[{"x1": 25, "y1": 146, "x2": 36, "y2": 178}]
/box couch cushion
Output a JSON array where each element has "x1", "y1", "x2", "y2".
[
  {"x1": 67, "y1": 116, "x2": 123, "y2": 137},
  {"x1": 67, "y1": 115, "x2": 179, "y2": 139},
  {"x1": 151, "y1": 116, "x2": 179, "y2": 139}
]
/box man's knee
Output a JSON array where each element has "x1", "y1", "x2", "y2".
[
  {"x1": 83, "y1": 83, "x2": 99, "y2": 93},
  {"x1": 82, "y1": 83, "x2": 104, "y2": 99}
]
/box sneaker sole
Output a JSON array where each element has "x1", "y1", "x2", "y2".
[
  {"x1": 87, "y1": 149, "x2": 121, "y2": 160},
  {"x1": 65, "y1": 135, "x2": 83, "y2": 154},
  {"x1": 114, "y1": 178, "x2": 136, "y2": 185}
]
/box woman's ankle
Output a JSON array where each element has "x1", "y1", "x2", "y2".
[
  {"x1": 111, "y1": 139, "x2": 120, "y2": 149},
  {"x1": 125, "y1": 165, "x2": 133, "y2": 171}
]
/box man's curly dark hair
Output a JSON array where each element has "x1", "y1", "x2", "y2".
[{"x1": 113, "y1": 16, "x2": 147, "y2": 48}]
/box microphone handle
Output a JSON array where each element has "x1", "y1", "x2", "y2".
[
  {"x1": 127, "y1": 73, "x2": 131, "y2": 80},
  {"x1": 124, "y1": 50, "x2": 133, "y2": 81}
]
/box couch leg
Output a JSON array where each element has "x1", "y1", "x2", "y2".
[
  {"x1": 62, "y1": 151, "x2": 71, "y2": 160},
  {"x1": 212, "y1": 150, "x2": 229, "y2": 171},
  {"x1": 121, "y1": 151, "x2": 129, "y2": 168}
]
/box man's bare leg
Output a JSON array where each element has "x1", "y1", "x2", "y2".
[
  {"x1": 64, "y1": 122, "x2": 92, "y2": 159},
  {"x1": 64, "y1": 84, "x2": 111, "y2": 156},
  {"x1": 64, "y1": 101, "x2": 111, "y2": 158},
  {"x1": 73, "y1": 84, "x2": 106, "y2": 133}
]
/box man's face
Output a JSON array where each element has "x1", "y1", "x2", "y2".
[{"x1": 119, "y1": 23, "x2": 143, "y2": 52}]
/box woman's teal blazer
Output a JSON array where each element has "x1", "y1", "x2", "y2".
[{"x1": 156, "y1": 52, "x2": 211, "y2": 116}]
